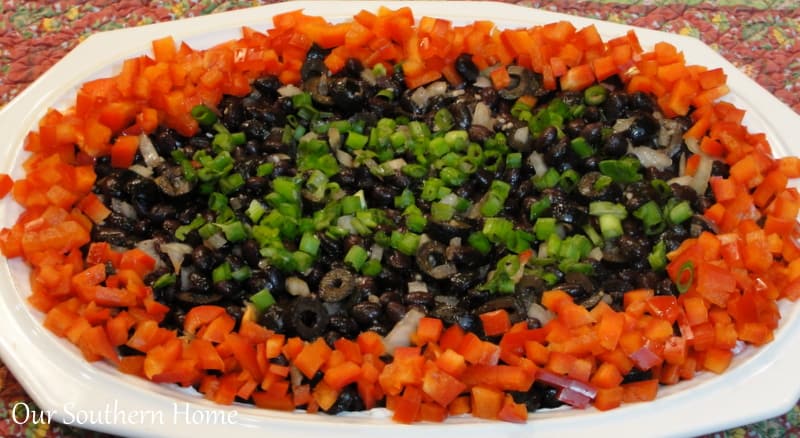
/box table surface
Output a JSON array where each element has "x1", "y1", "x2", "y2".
[{"x1": 1, "y1": 1, "x2": 799, "y2": 437}]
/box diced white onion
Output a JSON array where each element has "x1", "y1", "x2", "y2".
[
  {"x1": 335, "y1": 149, "x2": 353, "y2": 167},
  {"x1": 407, "y1": 281, "x2": 428, "y2": 293},
  {"x1": 327, "y1": 127, "x2": 342, "y2": 150},
  {"x1": 429, "y1": 263, "x2": 458, "y2": 279},
  {"x1": 472, "y1": 102, "x2": 493, "y2": 129},
  {"x1": 612, "y1": 117, "x2": 635, "y2": 133},
  {"x1": 138, "y1": 133, "x2": 164, "y2": 168},
  {"x1": 630, "y1": 146, "x2": 672, "y2": 171},
  {"x1": 512, "y1": 126, "x2": 530, "y2": 147},
  {"x1": 160, "y1": 242, "x2": 192, "y2": 273},
  {"x1": 668, "y1": 175, "x2": 693, "y2": 187},
  {"x1": 588, "y1": 246, "x2": 604, "y2": 261},
  {"x1": 426, "y1": 81, "x2": 448, "y2": 98},
  {"x1": 135, "y1": 239, "x2": 166, "y2": 270},
  {"x1": 286, "y1": 277, "x2": 310, "y2": 297},
  {"x1": 383, "y1": 158, "x2": 408, "y2": 172},
  {"x1": 527, "y1": 302, "x2": 554, "y2": 325},
  {"x1": 689, "y1": 153, "x2": 714, "y2": 195},
  {"x1": 277, "y1": 84, "x2": 303, "y2": 97},
  {"x1": 128, "y1": 164, "x2": 153, "y2": 178},
  {"x1": 440, "y1": 193, "x2": 460, "y2": 207},
  {"x1": 360, "y1": 68, "x2": 377, "y2": 85},
  {"x1": 527, "y1": 151, "x2": 548, "y2": 176},
  {"x1": 383, "y1": 308, "x2": 425, "y2": 354},
  {"x1": 369, "y1": 243, "x2": 384, "y2": 262},
  {"x1": 336, "y1": 215, "x2": 356, "y2": 234},
  {"x1": 111, "y1": 198, "x2": 137, "y2": 220},
  {"x1": 203, "y1": 233, "x2": 227, "y2": 250},
  {"x1": 410, "y1": 87, "x2": 429, "y2": 109},
  {"x1": 474, "y1": 76, "x2": 492, "y2": 88}
]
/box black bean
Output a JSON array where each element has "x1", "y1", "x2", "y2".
[
  {"x1": 191, "y1": 246, "x2": 217, "y2": 272},
  {"x1": 252, "y1": 75, "x2": 281, "y2": 99},
  {"x1": 328, "y1": 314, "x2": 360, "y2": 337},
  {"x1": 349, "y1": 302, "x2": 382, "y2": 326},
  {"x1": 404, "y1": 291, "x2": 434, "y2": 308},
  {"x1": 147, "y1": 204, "x2": 175, "y2": 224},
  {"x1": 384, "y1": 301, "x2": 407, "y2": 324},
  {"x1": 602, "y1": 132, "x2": 629, "y2": 158},
  {"x1": 602, "y1": 91, "x2": 629, "y2": 120},
  {"x1": 580, "y1": 122, "x2": 604, "y2": 146},
  {"x1": 455, "y1": 53, "x2": 479, "y2": 83},
  {"x1": 368, "y1": 184, "x2": 397, "y2": 207},
  {"x1": 565, "y1": 118, "x2": 586, "y2": 138},
  {"x1": 628, "y1": 113, "x2": 660, "y2": 146}
]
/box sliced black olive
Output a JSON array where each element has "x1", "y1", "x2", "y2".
[
  {"x1": 252, "y1": 75, "x2": 281, "y2": 99},
  {"x1": 330, "y1": 77, "x2": 366, "y2": 113},
  {"x1": 154, "y1": 166, "x2": 194, "y2": 197},
  {"x1": 499, "y1": 66, "x2": 536, "y2": 100},
  {"x1": 416, "y1": 240, "x2": 457, "y2": 280},
  {"x1": 291, "y1": 297, "x2": 330, "y2": 340},
  {"x1": 175, "y1": 290, "x2": 223, "y2": 305},
  {"x1": 259, "y1": 304, "x2": 288, "y2": 333},
  {"x1": 319, "y1": 268, "x2": 355, "y2": 302},
  {"x1": 303, "y1": 75, "x2": 334, "y2": 106},
  {"x1": 425, "y1": 219, "x2": 472, "y2": 242},
  {"x1": 301, "y1": 44, "x2": 330, "y2": 81}
]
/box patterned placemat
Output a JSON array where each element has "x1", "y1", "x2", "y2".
[{"x1": 1, "y1": 1, "x2": 798, "y2": 437}]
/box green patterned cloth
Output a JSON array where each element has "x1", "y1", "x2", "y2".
[{"x1": 1, "y1": 1, "x2": 798, "y2": 437}]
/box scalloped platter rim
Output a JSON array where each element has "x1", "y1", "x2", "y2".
[{"x1": 1, "y1": 2, "x2": 799, "y2": 438}]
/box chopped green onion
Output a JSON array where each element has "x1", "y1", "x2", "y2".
[
  {"x1": 533, "y1": 167, "x2": 561, "y2": 190},
  {"x1": 468, "y1": 231, "x2": 492, "y2": 255},
  {"x1": 250, "y1": 288, "x2": 276, "y2": 312},
  {"x1": 391, "y1": 231, "x2": 421, "y2": 256},
  {"x1": 361, "y1": 259, "x2": 382, "y2": 276},
  {"x1": 208, "y1": 192, "x2": 228, "y2": 212},
  {"x1": 529, "y1": 198, "x2": 552, "y2": 220},
  {"x1": 559, "y1": 169, "x2": 580, "y2": 192},
  {"x1": 231, "y1": 266, "x2": 252, "y2": 282},
  {"x1": 341, "y1": 190, "x2": 368, "y2": 214},
  {"x1": 589, "y1": 201, "x2": 628, "y2": 219},
  {"x1": 299, "y1": 232, "x2": 321, "y2": 256},
  {"x1": 217, "y1": 221, "x2": 248, "y2": 242},
  {"x1": 634, "y1": 201, "x2": 665, "y2": 235},
  {"x1": 599, "y1": 158, "x2": 642, "y2": 183},
  {"x1": 480, "y1": 194, "x2": 505, "y2": 217},
  {"x1": 583, "y1": 84, "x2": 608, "y2": 106},
  {"x1": 433, "y1": 108, "x2": 454, "y2": 132},
  {"x1": 598, "y1": 214, "x2": 624, "y2": 240},
  {"x1": 191, "y1": 104, "x2": 217, "y2": 126},
  {"x1": 431, "y1": 202, "x2": 455, "y2": 222},
  {"x1": 256, "y1": 162, "x2": 274, "y2": 177},
  {"x1": 483, "y1": 217, "x2": 515, "y2": 244},
  {"x1": 175, "y1": 215, "x2": 207, "y2": 241},
  {"x1": 648, "y1": 240, "x2": 667, "y2": 271},
  {"x1": 212, "y1": 262, "x2": 232, "y2": 283},
  {"x1": 667, "y1": 200, "x2": 693, "y2": 224},
  {"x1": 570, "y1": 137, "x2": 594, "y2": 159},
  {"x1": 152, "y1": 273, "x2": 176, "y2": 289},
  {"x1": 345, "y1": 131, "x2": 369, "y2": 149},
  {"x1": 534, "y1": 217, "x2": 557, "y2": 241},
  {"x1": 345, "y1": 245, "x2": 369, "y2": 270},
  {"x1": 394, "y1": 188, "x2": 415, "y2": 209},
  {"x1": 402, "y1": 164, "x2": 428, "y2": 179},
  {"x1": 506, "y1": 152, "x2": 522, "y2": 169}
]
